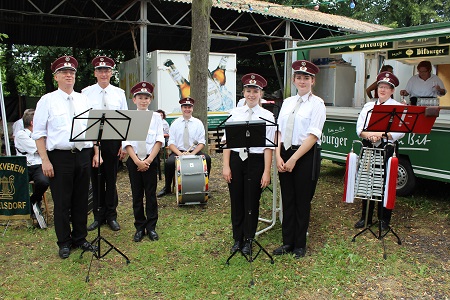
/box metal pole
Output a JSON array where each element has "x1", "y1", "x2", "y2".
[
  {"x1": 139, "y1": 0, "x2": 148, "y2": 82},
  {"x1": 0, "y1": 69, "x2": 11, "y2": 156}
]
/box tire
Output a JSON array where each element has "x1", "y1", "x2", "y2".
[{"x1": 396, "y1": 156, "x2": 416, "y2": 196}]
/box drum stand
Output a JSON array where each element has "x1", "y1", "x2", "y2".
[{"x1": 351, "y1": 145, "x2": 401, "y2": 259}]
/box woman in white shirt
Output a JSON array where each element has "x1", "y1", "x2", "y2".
[
  {"x1": 222, "y1": 73, "x2": 275, "y2": 255},
  {"x1": 273, "y1": 60, "x2": 326, "y2": 259}
]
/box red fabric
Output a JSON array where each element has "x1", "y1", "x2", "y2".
[
  {"x1": 385, "y1": 156, "x2": 398, "y2": 209},
  {"x1": 342, "y1": 153, "x2": 351, "y2": 202}
]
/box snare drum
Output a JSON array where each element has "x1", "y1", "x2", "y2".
[{"x1": 175, "y1": 155, "x2": 209, "y2": 205}]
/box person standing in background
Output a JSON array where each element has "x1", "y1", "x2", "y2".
[
  {"x1": 366, "y1": 65, "x2": 394, "y2": 99},
  {"x1": 33, "y1": 55, "x2": 100, "y2": 259},
  {"x1": 400, "y1": 60, "x2": 446, "y2": 105},
  {"x1": 82, "y1": 56, "x2": 128, "y2": 232},
  {"x1": 273, "y1": 60, "x2": 326, "y2": 259}
]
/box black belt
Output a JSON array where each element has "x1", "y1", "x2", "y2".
[
  {"x1": 231, "y1": 151, "x2": 263, "y2": 156},
  {"x1": 52, "y1": 148, "x2": 88, "y2": 154}
]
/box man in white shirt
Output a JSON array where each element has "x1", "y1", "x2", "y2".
[
  {"x1": 400, "y1": 60, "x2": 447, "y2": 105},
  {"x1": 82, "y1": 56, "x2": 128, "y2": 232},
  {"x1": 12, "y1": 117, "x2": 24, "y2": 138},
  {"x1": 33, "y1": 55, "x2": 100, "y2": 259},
  {"x1": 14, "y1": 109, "x2": 49, "y2": 213},
  {"x1": 157, "y1": 97, "x2": 211, "y2": 197}
]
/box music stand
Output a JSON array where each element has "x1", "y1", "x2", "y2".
[
  {"x1": 352, "y1": 105, "x2": 437, "y2": 258},
  {"x1": 220, "y1": 118, "x2": 277, "y2": 269},
  {"x1": 71, "y1": 109, "x2": 151, "y2": 282}
]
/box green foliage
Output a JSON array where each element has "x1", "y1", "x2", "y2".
[
  {"x1": 0, "y1": 45, "x2": 134, "y2": 97},
  {"x1": 271, "y1": 0, "x2": 450, "y2": 27},
  {"x1": 1, "y1": 158, "x2": 449, "y2": 299}
]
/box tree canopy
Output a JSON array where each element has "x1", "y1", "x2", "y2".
[{"x1": 275, "y1": 0, "x2": 450, "y2": 28}]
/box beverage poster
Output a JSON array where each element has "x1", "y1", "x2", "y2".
[{"x1": 119, "y1": 50, "x2": 237, "y2": 116}]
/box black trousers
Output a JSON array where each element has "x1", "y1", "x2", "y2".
[
  {"x1": 28, "y1": 164, "x2": 49, "y2": 205},
  {"x1": 91, "y1": 140, "x2": 121, "y2": 222},
  {"x1": 126, "y1": 157, "x2": 158, "y2": 232},
  {"x1": 47, "y1": 148, "x2": 93, "y2": 248},
  {"x1": 278, "y1": 146, "x2": 320, "y2": 249},
  {"x1": 164, "y1": 151, "x2": 211, "y2": 191},
  {"x1": 228, "y1": 151, "x2": 264, "y2": 241},
  {"x1": 359, "y1": 141, "x2": 397, "y2": 225}
]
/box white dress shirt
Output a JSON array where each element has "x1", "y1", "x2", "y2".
[
  {"x1": 168, "y1": 116, "x2": 206, "y2": 150},
  {"x1": 12, "y1": 119, "x2": 24, "y2": 137},
  {"x1": 223, "y1": 104, "x2": 275, "y2": 153},
  {"x1": 162, "y1": 119, "x2": 170, "y2": 135},
  {"x1": 14, "y1": 128, "x2": 42, "y2": 166},
  {"x1": 236, "y1": 98, "x2": 268, "y2": 107},
  {"x1": 277, "y1": 93, "x2": 326, "y2": 145},
  {"x1": 32, "y1": 89, "x2": 92, "y2": 150},
  {"x1": 356, "y1": 98, "x2": 405, "y2": 142},
  {"x1": 404, "y1": 74, "x2": 446, "y2": 98},
  {"x1": 82, "y1": 83, "x2": 128, "y2": 110},
  {"x1": 122, "y1": 111, "x2": 165, "y2": 155}
]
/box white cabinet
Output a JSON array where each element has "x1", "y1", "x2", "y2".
[{"x1": 314, "y1": 65, "x2": 356, "y2": 107}]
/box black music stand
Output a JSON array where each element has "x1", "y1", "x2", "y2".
[
  {"x1": 220, "y1": 117, "x2": 277, "y2": 281},
  {"x1": 352, "y1": 105, "x2": 437, "y2": 259},
  {"x1": 71, "y1": 109, "x2": 133, "y2": 282}
]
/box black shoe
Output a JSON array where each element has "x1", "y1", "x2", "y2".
[
  {"x1": 241, "y1": 242, "x2": 251, "y2": 255},
  {"x1": 380, "y1": 220, "x2": 389, "y2": 231},
  {"x1": 108, "y1": 220, "x2": 120, "y2": 231},
  {"x1": 74, "y1": 241, "x2": 98, "y2": 252},
  {"x1": 273, "y1": 244, "x2": 293, "y2": 255},
  {"x1": 230, "y1": 240, "x2": 242, "y2": 253},
  {"x1": 354, "y1": 219, "x2": 372, "y2": 229},
  {"x1": 148, "y1": 230, "x2": 159, "y2": 241},
  {"x1": 157, "y1": 187, "x2": 171, "y2": 197},
  {"x1": 87, "y1": 220, "x2": 101, "y2": 231},
  {"x1": 58, "y1": 246, "x2": 70, "y2": 259},
  {"x1": 293, "y1": 248, "x2": 306, "y2": 259},
  {"x1": 134, "y1": 230, "x2": 145, "y2": 242}
]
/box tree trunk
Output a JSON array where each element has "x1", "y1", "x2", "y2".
[{"x1": 190, "y1": 0, "x2": 212, "y2": 151}]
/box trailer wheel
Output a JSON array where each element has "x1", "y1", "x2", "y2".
[{"x1": 396, "y1": 156, "x2": 415, "y2": 196}]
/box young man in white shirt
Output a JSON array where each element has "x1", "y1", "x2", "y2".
[{"x1": 157, "y1": 97, "x2": 211, "y2": 197}]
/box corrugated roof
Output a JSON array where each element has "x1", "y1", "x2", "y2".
[{"x1": 170, "y1": 0, "x2": 388, "y2": 33}]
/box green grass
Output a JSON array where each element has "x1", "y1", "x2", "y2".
[{"x1": 1, "y1": 157, "x2": 449, "y2": 299}]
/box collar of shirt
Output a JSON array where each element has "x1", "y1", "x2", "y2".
[
  {"x1": 246, "y1": 104, "x2": 260, "y2": 114},
  {"x1": 57, "y1": 88, "x2": 72, "y2": 99},
  {"x1": 298, "y1": 92, "x2": 312, "y2": 102}
]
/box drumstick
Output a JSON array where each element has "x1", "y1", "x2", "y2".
[{"x1": 183, "y1": 140, "x2": 198, "y2": 154}]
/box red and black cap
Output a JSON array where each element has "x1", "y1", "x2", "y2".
[
  {"x1": 377, "y1": 71, "x2": 399, "y2": 87},
  {"x1": 131, "y1": 81, "x2": 154, "y2": 96},
  {"x1": 241, "y1": 73, "x2": 267, "y2": 89},
  {"x1": 179, "y1": 97, "x2": 195, "y2": 106},
  {"x1": 292, "y1": 60, "x2": 319, "y2": 76},
  {"x1": 92, "y1": 56, "x2": 115, "y2": 69},
  {"x1": 51, "y1": 56, "x2": 78, "y2": 74}
]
